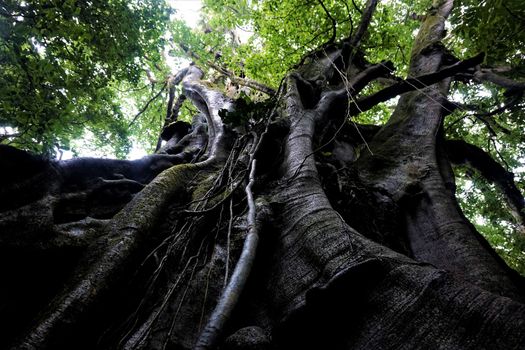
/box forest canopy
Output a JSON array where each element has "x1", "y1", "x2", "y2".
[{"x1": 1, "y1": 0, "x2": 524, "y2": 270}]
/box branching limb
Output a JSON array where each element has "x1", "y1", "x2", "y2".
[
  {"x1": 351, "y1": 0, "x2": 362, "y2": 14},
  {"x1": 325, "y1": 53, "x2": 485, "y2": 117},
  {"x1": 195, "y1": 160, "x2": 264, "y2": 350},
  {"x1": 341, "y1": 0, "x2": 355, "y2": 38},
  {"x1": 445, "y1": 92, "x2": 523, "y2": 120},
  {"x1": 316, "y1": 61, "x2": 394, "y2": 116},
  {"x1": 165, "y1": 75, "x2": 178, "y2": 122},
  {"x1": 348, "y1": 0, "x2": 378, "y2": 49},
  {"x1": 473, "y1": 70, "x2": 525, "y2": 94},
  {"x1": 144, "y1": 68, "x2": 158, "y2": 84},
  {"x1": 446, "y1": 139, "x2": 525, "y2": 234},
  {"x1": 128, "y1": 82, "x2": 167, "y2": 127},
  {"x1": 156, "y1": 94, "x2": 188, "y2": 152},
  {"x1": 335, "y1": 0, "x2": 378, "y2": 70},
  {"x1": 182, "y1": 49, "x2": 276, "y2": 96},
  {"x1": 131, "y1": 65, "x2": 196, "y2": 128},
  {"x1": 181, "y1": 65, "x2": 232, "y2": 159},
  {"x1": 317, "y1": 0, "x2": 337, "y2": 44}
]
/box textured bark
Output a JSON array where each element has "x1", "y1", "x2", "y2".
[{"x1": 1, "y1": 1, "x2": 525, "y2": 349}]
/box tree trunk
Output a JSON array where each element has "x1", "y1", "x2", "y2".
[{"x1": 1, "y1": 1, "x2": 524, "y2": 349}]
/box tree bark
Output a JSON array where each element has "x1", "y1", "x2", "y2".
[{"x1": 1, "y1": 1, "x2": 524, "y2": 349}]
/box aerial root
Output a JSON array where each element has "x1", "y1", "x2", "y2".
[
  {"x1": 195, "y1": 156, "x2": 265, "y2": 349},
  {"x1": 116, "y1": 145, "x2": 249, "y2": 348}
]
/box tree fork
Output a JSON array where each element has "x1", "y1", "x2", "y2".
[{"x1": 352, "y1": 0, "x2": 523, "y2": 300}]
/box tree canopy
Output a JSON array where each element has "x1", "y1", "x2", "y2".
[{"x1": 0, "y1": 0, "x2": 171, "y2": 157}]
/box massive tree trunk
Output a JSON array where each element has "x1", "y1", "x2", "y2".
[{"x1": 1, "y1": 1, "x2": 525, "y2": 349}]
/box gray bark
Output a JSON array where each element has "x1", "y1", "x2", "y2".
[{"x1": 1, "y1": 1, "x2": 524, "y2": 349}]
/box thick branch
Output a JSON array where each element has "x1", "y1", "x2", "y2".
[
  {"x1": 446, "y1": 139, "x2": 525, "y2": 233},
  {"x1": 326, "y1": 53, "x2": 485, "y2": 116},
  {"x1": 316, "y1": 61, "x2": 394, "y2": 116},
  {"x1": 182, "y1": 67, "x2": 231, "y2": 159},
  {"x1": 474, "y1": 70, "x2": 525, "y2": 93},
  {"x1": 348, "y1": 0, "x2": 378, "y2": 49},
  {"x1": 156, "y1": 94, "x2": 188, "y2": 152}
]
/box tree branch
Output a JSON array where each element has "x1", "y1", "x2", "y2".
[
  {"x1": 317, "y1": 61, "x2": 394, "y2": 116},
  {"x1": 128, "y1": 82, "x2": 167, "y2": 127},
  {"x1": 317, "y1": 0, "x2": 337, "y2": 44},
  {"x1": 446, "y1": 139, "x2": 525, "y2": 234},
  {"x1": 351, "y1": 0, "x2": 362, "y2": 14},
  {"x1": 182, "y1": 48, "x2": 276, "y2": 96},
  {"x1": 156, "y1": 94, "x2": 187, "y2": 152},
  {"x1": 348, "y1": 0, "x2": 378, "y2": 49},
  {"x1": 181, "y1": 65, "x2": 232, "y2": 159},
  {"x1": 327, "y1": 53, "x2": 485, "y2": 116},
  {"x1": 341, "y1": 0, "x2": 355, "y2": 38},
  {"x1": 144, "y1": 68, "x2": 158, "y2": 84},
  {"x1": 473, "y1": 70, "x2": 525, "y2": 95}
]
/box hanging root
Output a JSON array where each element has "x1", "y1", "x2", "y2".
[
  {"x1": 195, "y1": 158, "x2": 265, "y2": 349},
  {"x1": 193, "y1": 114, "x2": 275, "y2": 349},
  {"x1": 114, "y1": 145, "x2": 248, "y2": 348}
]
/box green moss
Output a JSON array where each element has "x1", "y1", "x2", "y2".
[
  {"x1": 410, "y1": 12, "x2": 445, "y2": 59},
  {"x1": 113, "y1": 163, "x2": 200, "y2": 230},
  {"x1": 190, "y1": 170, "x2": 220, "y2": 206}
]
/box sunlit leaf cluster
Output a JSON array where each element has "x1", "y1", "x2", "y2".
[{"x1": 0, "y1": 0, "x2": 171, "y2": 156}]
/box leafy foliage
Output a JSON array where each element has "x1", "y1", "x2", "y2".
[
  {"x1": 449, "y1": 0, "x2": 525, "y2": 70},
  {"x1": 455, "y1": 167, "x2": 525, "y2": 274},
  {"x1": 0, "y1": 0, "x2": 171, "y2": 156}
]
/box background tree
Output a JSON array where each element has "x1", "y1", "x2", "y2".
[{"x1": 1, "y1": 0, "x2": 525, "y2": 349}]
